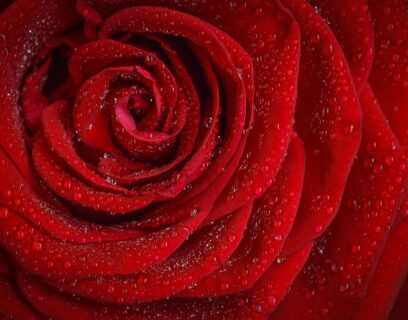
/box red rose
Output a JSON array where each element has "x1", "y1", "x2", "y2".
[{"x1": 0, "y1": 0, "x2": 407, "y2": 319}]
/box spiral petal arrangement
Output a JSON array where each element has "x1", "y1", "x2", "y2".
[{"x1": 0, "y1": 0, "x2": 407, "y2": 319}]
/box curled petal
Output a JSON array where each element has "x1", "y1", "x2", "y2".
[
  {"x1": 282, "y1": 0, "x2": 362, "y2": 254},
  {"x1": 272, "y1": 86, "x2": 408, "y2": 319},
  {"x1": 180, "y1": 134, "x2": 305, "y2": 297}
]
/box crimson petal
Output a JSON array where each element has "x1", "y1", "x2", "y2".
[
  {"x1": 16, "y1": 243, "x2": 311, "y2": 319},
  {"x1": 352, "y1": 220, "x2": 408, "y2": 319},
  {"x1": 0, "y1": 274, "x2": 38, "y2": 320},
  {"x1": 271, "y1": 86, "x2": 408, "y2": 319},
  {"x1": 179, "y1": 134, "x2": 305, "y2": 297},
  {"x1": 281, "y1": 0, "x2": 362, "y2": 254},
  {"x1": 307, "y1": 0, "x2": 374, "y2": 91}
]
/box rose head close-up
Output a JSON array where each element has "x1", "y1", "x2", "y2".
[{"x1": 0, "y1": 0, "x2": 407, "y2": 319}]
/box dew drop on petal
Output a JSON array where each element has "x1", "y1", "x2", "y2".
[
  {"x1": 0, "y1": 208, "x2": 9, "y2": 219},
  {"x1": 32, "y1": 241, "x2": 42, "y2": 251}
]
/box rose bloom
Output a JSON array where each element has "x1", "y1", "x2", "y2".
[{"x1": 0, "y1": 0, "x2": 407, "y2": 319}]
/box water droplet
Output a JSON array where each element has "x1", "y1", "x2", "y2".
[
  {"x1": 274, "y1": 234, "x2": 283, "y2": 241},
  {"x1": 63, "y1": 180, "x2": 72, "y2": 189},
  {"x1": 344, "y1": 124, "x2": 355, "y2": 135},
  {"x1": 351, "y1": 244, "x2": 361, "y2": 254},
  {"x1": 0, "y1": 207, "x2": 9, "y2": 219},
  {"x1": 385, "y1": 155, "x2": 394, "y2": 166},
  {"x1": 375, "y1": 200, "x2": 383, "y2": 209},
  {"x1": 321, "y1": 307, "x2": 329, "y2": 315},
  {"x1": 137, "y1": 274, "x2": 147, "y2": 285},
  {"x1": 387, "y1": 23, "x2": 395, "y2": 32},
  {"x1": 17, "y1": 230, "x2": 25, "y2": 239},
  {"x1": 191, "y1": 208, "x2": 199, "y2": 217},
  {"x1": 331, "y1": 263, "x2": 339, "y2": 272},
  {"x1": 323, "y1": 42, "x2": 333, "y2": 55},
  {"x1": 339, "y1": 283, "x2": 349, "y2": 292},
  {"x1": 145, "y1": 54, "x2": 155, "y2": 66},
  {"x1": 267, "y1": 295, "x2": 277, "y2": 306},
  {"x1": 315, "y1": 225, "x2": 323, "y2": 233},
  {"x1": 253, "y1": 304, "x2": 264, "y2": 313},
  {"x1": 32, "y1": 241, "x2": 42, "y2": 251},
  {"x1": 73, "y1": 192, "x2": 82, "y2": 201},
  {"x1": 220, "y1": 282, "x2": 229, "y2": 290},
  {"x1": 228, "y1": 235, "x2": 236, "y2": 242},
  {"x1": 254, "y1": 187, "x2": 263, "y2": 195}
]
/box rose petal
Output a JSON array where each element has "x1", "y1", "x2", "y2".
[
  {"x1": 0, "y1": 148, "x2": 148, "y2": 243},
  {"x1": 41, "y1": 101, "x2": 134, "y2": 195},
  {"x1": 0, "y1": 274, "x2": 38, "y2": 319},
  {"x1": 179, "y1": 134, "x2": 305, "y2": 297},
  {"x1": 307, "y1": 0, "x2": 374, "y2": 91},
  {"x1": 365, "y1": 0, "x2": 408, "y2": 264},
  {"x1": 367, "y1": 0, "x2": 408, "y2": 154},
  {"x1": 99, "y1": 5, "x2": 250, "y2": 191},
  {"x1": 0, "y1": 0, "x2": 79, "y2": 208},
  {"x1": 205, "y1": 0, "x2": 299, "y2": 221},
  {"x1": 0, "y1": 129, "x2": 247, "y2": 280},
  {"x1": 0, "y1": 0, "x2": 77, "y2": 82},
  {"x1": 50, "y1": 203, "x2": 252, "y2": 304},
  {"x1": 390, "y1": 272, "x2": 408, "y2": 320},
  {"x1": 281, "y1": 0, "x2": 362, "y2": 254},
  {"x1": 352, "y1": 220, "x2": 408, "y2": 319},
  {"x1": 16, "y1": 243, "x2": 311, "y2": 319},
  {"x1": 271, "y1": 86, "x2": 408, "y2": 319},
  {"x1": 0, "y1": 205, "x2": 207, "y2": 280},
  {"x1": 32, "y1": 136, "x2": 155, "y2": 214}
]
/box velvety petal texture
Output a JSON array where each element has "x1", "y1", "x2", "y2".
[{"x1": 0, "y1": 0, "x2": 406, "y2": 319}]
